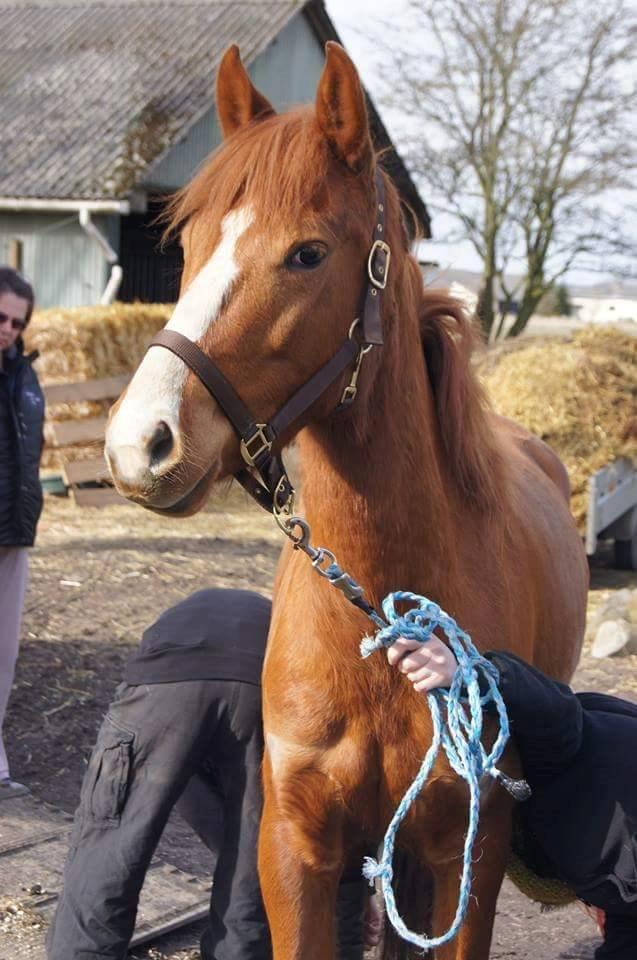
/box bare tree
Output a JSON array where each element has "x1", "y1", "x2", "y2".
[{"x1": 371, "y1": 0, "x2": 636, "y2": 338}]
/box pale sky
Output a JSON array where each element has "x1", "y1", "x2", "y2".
[{"x1": 325, "y1": 0, "x2": 632, "y2": 286}]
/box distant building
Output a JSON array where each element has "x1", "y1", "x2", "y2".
[
  {"x1": 0, "y1": 0, "x2": 429, "y2": 308},
  {"x1": 421, "y1": 266, "x2": 637, "y2": 326},
  {"x1": 420, "y1": 265, "x2": 508, "y2": 314},
  {"x1": 569, "y1": 282, "x2": 637, "y2": 325}
]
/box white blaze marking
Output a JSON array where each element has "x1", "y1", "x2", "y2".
[
  {"x1": 167, "y1": 205, "x2": 254, "y2": 341},
  {"x1": 107, "y1": 206, "x2": 253, "y2": 458}
]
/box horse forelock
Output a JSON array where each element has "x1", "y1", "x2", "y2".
[{"x1": 163, "y1": 107, "x2": 375, "y2": 246}]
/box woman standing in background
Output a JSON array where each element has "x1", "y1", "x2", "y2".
[{"x1": 0, "y1": 267, "x2": 44, "y2": 797}]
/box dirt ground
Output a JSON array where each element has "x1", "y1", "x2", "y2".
[{"x1": 5, "y1": 489, "x2": 637, "y2": 959}]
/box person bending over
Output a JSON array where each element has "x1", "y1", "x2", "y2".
[
  {"x1": 47, "y1": 588, "x2": 369, "y2": 960},
  {"x1": 387, "y1": 633, "x2": 637, "y2": 960}
]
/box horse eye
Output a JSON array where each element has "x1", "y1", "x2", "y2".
[{"x1": 286, "y1": 243, "x2": 327, "y2": 270}]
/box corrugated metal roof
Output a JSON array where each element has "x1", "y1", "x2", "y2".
[{"x1": 0, "y1": 1, "x2": 304, "y2": 200}]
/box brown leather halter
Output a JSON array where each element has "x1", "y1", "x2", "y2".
[{"x1": 149, "y1": 168, "x2": 390, "y2": 515}]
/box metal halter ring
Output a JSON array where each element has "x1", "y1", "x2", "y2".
[
  {"x1": 348, "y1": 318, "x2": 374, "y2": 355},
  {"x1": 273, "y1": 483, "x2": 300, "y2": 538}
]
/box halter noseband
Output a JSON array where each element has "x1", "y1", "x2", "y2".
[{"x1": 149, "y1": 168, "x2": 390, "y2": 516}]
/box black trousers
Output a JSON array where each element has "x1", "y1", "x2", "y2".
[
  {"x1": 590, "y1": 882, "x2": 637, "y2": 960},
  {"x1": 46, "y1": 680, "x2": 367, "y2": 960}
]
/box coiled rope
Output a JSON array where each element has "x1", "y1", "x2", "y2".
[{"x1": 360, "y1": 591, "x2": 529, "y2": 952}]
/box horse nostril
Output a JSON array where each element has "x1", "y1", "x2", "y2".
[{"x1": 148, "y1": 420, "x2": 174, "y2": 468}]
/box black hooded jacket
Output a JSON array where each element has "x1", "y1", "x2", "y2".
[
  {"x1": 0, "y1": 340, "x2": 45, "y2": 546},
  {"x1": 486, "y1": 651, "x2": 637, "y2": 911}
]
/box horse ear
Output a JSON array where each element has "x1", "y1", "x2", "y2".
[
  {"x1": 315, "y1": 42, "x2": 373, "y2": 174},
  {"x1": 216, "y1": 45, "x2": 275, "y2": 139}
]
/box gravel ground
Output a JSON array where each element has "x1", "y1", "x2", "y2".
[{"x1": 4, "y1": 491, "x2": 636, "y2": 959}]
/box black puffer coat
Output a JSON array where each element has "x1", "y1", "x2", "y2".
[
  {"x1": 485, "y1": 651, "x2": 637, "y2": 911},
  {"x1": 0, "y1": 340, "x2": 45, "y2": 546}
]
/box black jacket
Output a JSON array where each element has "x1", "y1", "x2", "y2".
[
  {"x1": 486, "y1": 651, "x2": 637, "y2": 911},
  {"x1": 124, "y1": 587, "x2": 271, "y2": 686},
  {"x1": 0, "y1": 340, "x2": 45, "y2": 546}
]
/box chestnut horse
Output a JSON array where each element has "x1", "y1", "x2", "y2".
[{"x1": 105, "y1": 43, "x2": 588, "y2": 959}]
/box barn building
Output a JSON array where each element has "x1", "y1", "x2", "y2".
[{"x1": 0, "y1": 0, "x2": 429, "y2": 308}]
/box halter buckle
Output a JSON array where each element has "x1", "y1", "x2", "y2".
[
  {"x1": 240, "y1": 423, "x2": 273, "y2": 468},
  {"x1": 367, "y1": 240, "x2": 391, "y2": 290}
]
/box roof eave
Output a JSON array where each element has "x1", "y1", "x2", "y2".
[{"x1": 0, "y1": 197, "x2": 130, "y2": 214}]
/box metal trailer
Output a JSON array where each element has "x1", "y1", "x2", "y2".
[{"x1": 586, "y1": 457, "x2": 637, "y2": 570}]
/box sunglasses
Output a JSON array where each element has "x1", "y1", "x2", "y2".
[{"x1": 0, "y1": 312, "x2": 27, "y2": 332}]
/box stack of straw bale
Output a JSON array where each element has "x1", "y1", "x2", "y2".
[
  {"x1": 25, "y1": 303, "x2": 171, "y2": 384},
  {"x1": 24, "y1": 303, "x2": 172, "y2": 469},
  {"x1": 482, "y1": 327, "x2": 637, "y2": 530}
]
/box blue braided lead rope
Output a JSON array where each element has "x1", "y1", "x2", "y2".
[{"x1": 360, "y1": 591, "x2": 524, "y2": 952}]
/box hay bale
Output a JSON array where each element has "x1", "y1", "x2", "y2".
[
  {"x1": 25, "y1": 303, "x2": 172, "y2": 384},
  {"x1": 482, "y1": 327, "x2": 637, "y2": 530},
  {"x1": 24, "y1": 303, "x2": 172, "y2": 470}
]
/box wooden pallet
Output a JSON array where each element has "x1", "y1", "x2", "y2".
[
  {"x1": 42, "y1": 374, "x2": 130, "y2": 508},
  {"x1": 0, "y1": 793, "x2": 211, "y2": 959}
]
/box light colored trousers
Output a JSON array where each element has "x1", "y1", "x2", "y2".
[{"x1": 0, "y1": 547, "x2": 28, "y2": 780}]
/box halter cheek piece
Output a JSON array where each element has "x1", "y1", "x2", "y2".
[{"x1": 149, "y1": 168, "x2": 390, "y2": 516}]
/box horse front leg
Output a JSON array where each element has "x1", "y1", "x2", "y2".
[
  {"x1": 258, "y1": 752, "x2": 347, "y2": 960},
  {"x1": 429, "y1": 791, "x2": 512, "y2": 960}
]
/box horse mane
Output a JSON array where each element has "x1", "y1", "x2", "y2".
[{"x1": 413, "y1": 268, "x2": 507, "y2": 513}]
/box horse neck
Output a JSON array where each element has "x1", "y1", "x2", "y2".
[{"x1": 296, "y1": 291, "x2": 458, "y2": 607}]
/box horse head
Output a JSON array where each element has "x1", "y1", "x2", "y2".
[{"x1": 105, "y1": 43, "x2": 401, "y2": 514}]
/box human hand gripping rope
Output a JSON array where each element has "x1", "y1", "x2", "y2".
[{"x1": 276, "y1": 516, "x2": 530, "y2": 951}]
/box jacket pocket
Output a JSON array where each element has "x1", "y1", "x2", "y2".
[{"x1": 83, "y1": 716, "x2": 134, "y2": 826}]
